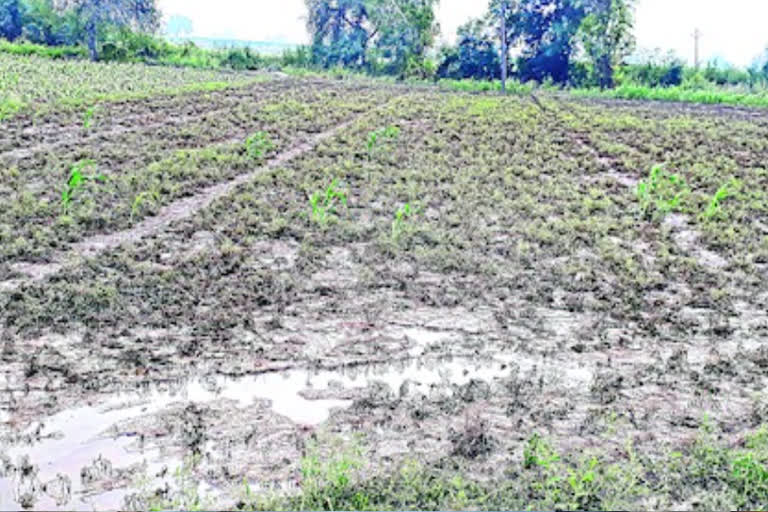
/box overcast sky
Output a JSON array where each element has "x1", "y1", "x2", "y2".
[{"x1": 158, "y1": 0, "x2": 768, "y2": 68}]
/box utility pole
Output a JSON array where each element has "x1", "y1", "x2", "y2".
[
  {"x1": 693, "y1": 28, "x2": 701, "y2": 69},
  {"x1": 501, "y1": 0, "x2": 508, "y2": 94}
]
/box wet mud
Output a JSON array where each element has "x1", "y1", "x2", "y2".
[{"x1": 1, "y1": 82, "x2": 767, "y2": 510}]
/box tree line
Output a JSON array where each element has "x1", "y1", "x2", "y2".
[
  {"x1": 305, "y1": 0, "x2": 768, "y2": 89},
  {"x1": 304, "y1": 0, "x2": 634, "y2": 87},
  {"x1": 0, "y1": 0, "x2": 157, "y2": 60},
  {"x1": 2, "y1": 0, "x2": 768, "y2": 89}
]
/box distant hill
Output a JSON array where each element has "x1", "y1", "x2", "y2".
[{"x1": 164, "y1": 36, "x2": 299, "y2": 55}]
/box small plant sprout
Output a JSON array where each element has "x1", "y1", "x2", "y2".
[
  {"x1": 703, "y1": 177, "x2": 741, "y2": 220},
  {"x1": 61, "y1": 159, "x2": 105, "y2": 213},
  {"x1": 309, "y1": 179, "x2": 347, "y2": 225},
  {"x1": 131, "y1": 189, "x2": 160, "y2": 220},
  {"x1": 366, "y1": 125, "x2": 401, "y2": 156},
  {"x1": 636, "y1": 164, "x2": 689, "y2": 220},
  {"x1": 245, "y1": 131, "x2": 274, "y2": 160},
  {"x1": 392, "y1": 202, "x2": 417, "y2": 242},
  {"x1": 82, "y1": 106, "x2": 97, "y2": 130}
]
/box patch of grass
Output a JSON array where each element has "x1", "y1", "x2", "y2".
[
  {"x1": 297, "y1": 437, "x2": 368, "y2": 511},
  {"x1": 121, "y1": 424, "x2": 768, "y2": 511},
  {"x1": 435, "y1": 78, "x2": 535, "y2": 96},
  {"x1": 131, "y1": 190, "x2": 160, "y2": 220},
  {"x1": 572, "y1": 83, "x2": 768, "y2": 108},
  {"x1": 367, "y1": 125, "x2": 400, "y2": 156},
  {"x1": 245, "y1": 131, "x2": 274, "y2": 161},
  {"x1": 0, "y1": 39, "x2": 86, "y2": 59},
  {"x1": 0, "y1": 95, "x2": 23, "y2": 121}
]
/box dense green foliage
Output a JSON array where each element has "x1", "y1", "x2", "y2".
[
  {"x1": 304, "y1": 0, "x2": 439, "y2": 77},
  {"x1": 0, "y1": 0, "x2": 158, "y2": 60},
  {"x1": 2, "y1": 0, "x2": 768, "y2": 106},
  {"x1": 62, "y1": 0, "x2": 159, "y2": 60},
  {"x1": 436, "y1": 18, "x2": 500, "y2": 80},
  {"x1": 0, "y1": 0, "x2": 23, "y2": 40}
]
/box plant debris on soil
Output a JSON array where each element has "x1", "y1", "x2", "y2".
[{"x1": 1, "y1": 72, "x2": 768, "y2": 511}]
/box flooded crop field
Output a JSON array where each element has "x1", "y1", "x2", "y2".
[{"x1": 1, "y1": 62, "x2": 768, "y2": 510}]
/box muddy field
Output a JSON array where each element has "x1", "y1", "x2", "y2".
[{"x1": 1, "y1": 74, "x2": 768, "y2": 511}]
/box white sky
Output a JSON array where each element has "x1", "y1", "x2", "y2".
[{"x1": 158, "y1": 0, "x2": 768, "y2": 67}]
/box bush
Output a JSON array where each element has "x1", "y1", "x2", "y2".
[
  {"x1": 280, "y1": 45, "x2": 313, "y2": 69},
  {"x1": 437, "y1": 37, "x2": 501, "y2": 81},
  {"x1": 0, "y1": 37, "x2": 85, "y2": 58},
  {"x1": 222, "y1": 47, "x2": 261, "y2": 70},
  {"x1": 621, "y1": 60, "x2": 684, "y2": 88}
]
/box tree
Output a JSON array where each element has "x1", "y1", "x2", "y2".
[
  {"x1": 165, "y1": 13, "x2": 193, "y2": 39},
  {"x1": 0, "y1": 0, "x2": 23, "y2": 40},
  {"x1": 437, "y1": 17, "x2": 500, "y2": 80},
  {"x1": 305, "y1": 0, "x2": 373, "y2": 69},
  {"x1": 577, "y1": 0, "x2": 635, "y2": 88},
  {"x1": 367, "y1": 0, "x2": 439, "y2": 76},
  {"x1": 61, "y1": 0, "x2": 159, "y2": 60},
  {"x1": 19, "y1": 0, "x2": 82, "y2": 46},
  {"x1": 512, "y1": 0, "x2": 587, "y2": 85},
  {"x1": 304, "y1": 0, "x2": 439, "y2": 75}
]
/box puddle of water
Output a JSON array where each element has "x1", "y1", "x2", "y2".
[
  {"x1": 494, "y1": 352, "x2": 593, "y2": 387},
  {"x1": 0, "y1": 352, "x2": 587, "y2": 510},
  {"x1": 400, "y1": 328, "x2": 459, "y2": 357}
]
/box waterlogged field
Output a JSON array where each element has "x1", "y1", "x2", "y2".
[{"x1": 1, "y1": 67, "x2": 768, "y2": 511}]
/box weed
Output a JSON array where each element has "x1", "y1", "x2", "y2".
[
  {"x1": 131, "y1": 190, "x2": 160, "y2": 220},
  {"x1": 309, "y1": 179, "x2": 347, "y2": 225},
  {"x1": 61, "y1": 160, "x2": 105, "y2": 213},
  {"x1": 0, "y1": 95, "x2": 23, "y2": 121},
  {"x1": 367, "y1": 125, "x2": 400, "y2": 156},
  {"x1": 245, "y1": 131, "x2": 274, "y2": 161},
  {"x1": 703, "y1": 177, "x2": 742, "y2": 220},
  {"x1": 730, "y1": 426, "x2": 768, "y2": 508},
  {"x1": 636, "y1": 164, "x2": 689, "y2": 219},
  {"x1": 575, "y1": 83, "x2": 768, "y2": 109},
  {"x1": 523, "y1": 433, "x2": 561, "y2": 470}
]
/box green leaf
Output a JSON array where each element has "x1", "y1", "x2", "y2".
[{"x1": 68, "y1": 170, "x2": 83, "y2": 189}]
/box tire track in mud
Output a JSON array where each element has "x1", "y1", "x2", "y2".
[{"x1": 0, "y1": 107, "x2": 384, "y2": 292}]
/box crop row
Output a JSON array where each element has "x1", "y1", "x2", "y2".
[
  {"x1": 0, "y1": 80, "x2": 402, "y2": 264},
  {"x1": 552, "y1": 97, "x2": 768, "y2": 259},
  {"x1": 0, "y1": 53, "x2": 264, "y2": 121},
  {"x1": 4, "y1": 91, "x2": 763, "y2": 367}
]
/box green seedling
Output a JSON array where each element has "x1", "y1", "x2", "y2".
[
  {"x1": 61, "y1": 159, "x2": 105, "y2": 212},
  {"x1": 309, "y1": 179, "x2": 347, "y2": 225},
  {"x1": 392, "y1": 202, "x2": 418, "y2": 242},
  {"x1": 367, "y1": 125, "x2": 401, "y2": 155},
  {"x1": 703, "y1": 177, "x2": 741, "y2": 220},
  {"x1": 245, "y1": 131, "x2": 274, "y2": 160},
  {"x1": 636, "y1": 164, "x2": 689, "y2": 219},
  {"x1": 82, "y1": 106, "x2": 97, "y2": 129}
]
